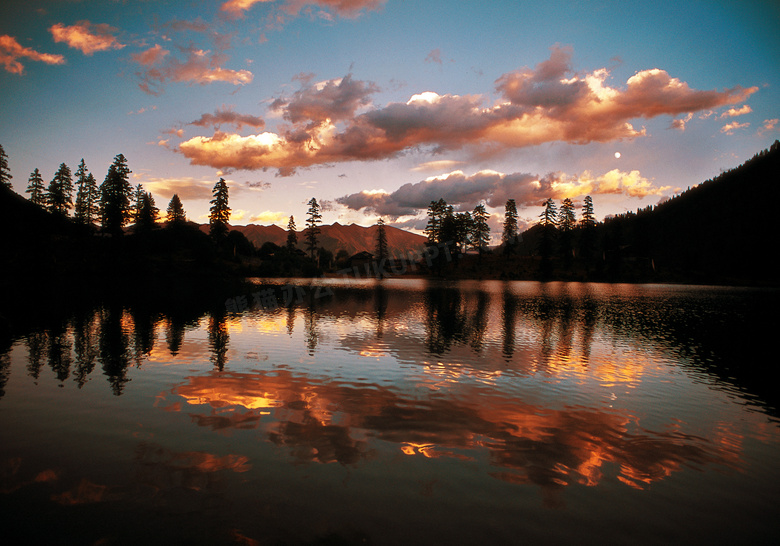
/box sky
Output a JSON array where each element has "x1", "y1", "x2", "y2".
[{"x1": 1, "y1": 0, "x2": 778, "y2": 240}]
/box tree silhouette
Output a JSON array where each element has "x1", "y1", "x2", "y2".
[
  {"x1": 74, "y1": 159, "x2": 99, "y2": 225},
  {"x1": 375, "y1": 217, "x2": 388, "y2": 262},
  {"x1": 166, "y1": 194, "x2": 186, "y2": 225},
  {"x1": 0, "y1": 144, "x2": 11, "y2": 189},
  {"x1": 209, "y1": 178, "x2": 230, "y2": 241},
  {"x1": 100, "y1": 154, "x2": 133, "y2": 236},
  {"x1": 305, "y1": 197, "x2": 321, "y2": 260},
  {"x1": 286, "y1": 215, "x2": 297, "y2": 249},
  {"x1": 538, "y1": 198, "x2": 557, "y2": 277},
  {"x1": 424, "y1": 198, "x2": 447, "y2": 243},
  {"x1": 502, "y1": 198, "x2": 519, "y2": 253},
  {"x1": 579, "y1": 195, "x2": 596, "y2": 266},
  {"x1": 135, "y1": 192, "x2": 159, "y2": 233},
  {"x1": 558, "y1": 198, "x2": 576, "y2": 268},
  {"x1": 46, "y1": 162, "x2": 73, "y2": 216},
  {"x1": 25, "y1": 168, "x2": 45, "y2": 206},
  {"x1": 471, "y1": 203, "x2": 490, "y2": 258},
  {"x1": 133, "y1": 184, "x2": 145, "y2": 224}
]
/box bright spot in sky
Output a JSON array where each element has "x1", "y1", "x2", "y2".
[{"x1": 615, "y1": 152, "x2": 621, "y2": 159}]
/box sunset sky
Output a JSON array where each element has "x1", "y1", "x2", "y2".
[{"x1": 1, "y1": 0, "x2": 778, "y2": 239}]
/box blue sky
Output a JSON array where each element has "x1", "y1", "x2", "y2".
[{"x1": 1, "y1": 0, "x2": 778, "y2": 238}]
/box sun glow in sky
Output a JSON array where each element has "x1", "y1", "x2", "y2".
[{"x1": 1, "y1": 0, "x2": 778, "y2": 238}]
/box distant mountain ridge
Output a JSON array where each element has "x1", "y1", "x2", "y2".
[{"x1": 200, "y1": 222, "x2": 427, "y2": 257}]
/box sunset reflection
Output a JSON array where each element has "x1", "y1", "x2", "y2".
[{"x1": 163, "y1": 366, "x2": 737, "y2": 492}]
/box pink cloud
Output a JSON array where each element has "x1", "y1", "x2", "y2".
[
  {"x1": 131, "y1": 44, "x2": 169, "y2": 66},
  {"x1": 758, "y1": 118, "x2": 778, "y2": 135},
  {"x1": 177, "y1": 47, "x2": 757, "y2": 175},
  {"x1": 0, "y1": 34, "x2": 65, "y2": 74},
  {"x1": 336, "y1": 168, "x2": 672, "y2": 218},
  {"x1": 720, "y1": 121, "x2": 750, "y2": 135},
  {"x1": 189, "y1": 106, "x2": 265, "y2": 130},
  {"x1": 49, "y1": 21, "x2": 124, "y2": 55},
  {"x1": 281, "y1": 0, "x2": 387, "y2": 18},
  {"x1": 221, "y1": 0, "x2": 275, "y2": 18},
  {"x1": 135, "y1": 46, "x2": 253, "y2": 95}
]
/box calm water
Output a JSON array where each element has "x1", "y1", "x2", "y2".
[{"x1": 1, "y1": 279, "x2": 778, "y2": 545}]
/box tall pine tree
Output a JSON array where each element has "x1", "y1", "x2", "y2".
[
  {"x1": 305, "y1": 198, "x2": 321, "y2": 260},
  {"x1": 100, "y1": 154, "x2": 133, "y2": 236},
  {"x1": 0, "y1": 144, "x2": 11, "y2": 189},
  {"x1": 47, "y1": 163, "x2": 73, "y2": 216},
  {"x1": 209, "y1": 178, "x2": 230, "y2": 241},
  {"x1": 74, "y1": 159, "x2": 99, "y2": 225},
  {"x1": 538, "y1": 198, "x2": 557, "y2": 277},
  {"x1": 375, "y1": 218, "x2": 388, "y2": 261},
  {"x1": 166, "y1": 194, "x2": 186, "y2": 225},
  {"x1": 471, "y1": 203, "x2": 490, "y2": 258},
  {"x1": 25, "y1": 168, "x2": 45, "y2": 206},
  {"x1": 579, "y1": 195, "x2": 596, "y2": 265},
  {"x1": 558, "y1": 198, "x2": 576, "y2": 268},
  {"x1": 135, "y1": 192, "x2": 159, "y2": 233},
  {"x1": 286, "y1": 215, "x2": 297, "y2": 250},
  {"x1": 502, "y1": 199, "x2": 518, "y2": 253}
]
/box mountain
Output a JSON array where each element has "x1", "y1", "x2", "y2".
[{"x1": 204, "y1": 222, "x2": 427, "y2": 257}]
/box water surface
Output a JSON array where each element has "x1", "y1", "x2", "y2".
[{"x1": 1, "y1": 280, "x2": 778, "y2": 545}]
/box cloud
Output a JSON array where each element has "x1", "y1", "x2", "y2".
[
  {"x1": 131, "y1": 44, "x2": 169, "y2": 66},
  {"x1": 758, "y1": 118, "x2": 778, "y2": 135},
  {"x1": 720, "y1": 121, "x2": 750, "y2": 134},
  {"x1": 670, "y1": 113, "x2": 693, "y2": 131},
  {"x1": 49, "y1": 21, "x2": 124, "y2": 55},
  {"x1": 142, "y1": 177, "x2": 220, "y2": 201},
  {"x1": 0, "y1": 34, "x2": 65, "y2": 74},
  {"x1": 177, "y1": 46, "x2": 757, "y2": 175},
  {"x1": 135, "y1": 46, "x2": 253, "y2": 95},
  {"x1": 248, "y1": 210, "x2": 289, "y2": 225},
  {"x1": 190, "y1": 106, "x2": 265, "y2": 130},
  {"x1": 336, "y1": 168, "x2": 672, "y2": 219},
  {"x1": 425, "y1": 48, "x2": 442, "y2": 65},
  {"x1": 270, "y1": 74, "x2": 380, "y2": 124},
  {"x1": 221, "y1": 0, "x2": 385, "y2": 19},
  {"x1": 221, "y1": 0, "x2": 275, "y2": 18},
  {"x1": 280, "y1": 0, "x2": 387, "y2": 19},
  {"x1": 411, "y1": 160, "x2": 466, "y2": 172},
  {"x1": 720, "y1": 105, "x2": 752, "y2": 118}
]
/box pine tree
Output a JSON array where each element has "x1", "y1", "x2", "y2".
[
  {"x1": 558, "y1": 198, "x2": 576, "y2": 267},
  {"x1": 25, "y1": 168, "x2": 45, "y2": 206},
  {"x1": 135, "y1": 192, "x2": 159, "y2": 233},
  {"x1": 579, "y1": 195, "x2": 596, "y2": 264},
  {"x1": 424, "y1": 198, "x2": 448, "y2": 243},
  {"x1": 502, "y1": 199, "x2": 519, "y2": 254},
  {"x1": 471, "y1": 203, "x2": 490, "y2": 257},
  {"x1": 305, "y1": 198, "x2": 321, "y2": 260},
  {"x1": 46, "y1": 162, "x2": 73, "y2": 216},
  {"x1": 0, "y1": 144, "x2": 12, "y2": 189},
  {"x1": 376, "y1": 218, "x2": 388, "y2": 261},
  {"x1": 166, "y1": 194, "x2": 186, "y2": 225},
  {"x1": 100, "y1": 154, "x2": 133, "y2": 236},
  {"x1": 538, "y1": 198, "x2": 557, "y2": 276},
  {"x1": 209, "y1": 178, "x2": 230, "y2": 241},
  {"x1": 74, "y1": 159, "x2": 99, "y2": 225},
  {"x1": 286, "y1": 215, "x2": 297, "y2": 249},
  {"x1": 133, "y1": 184, "x2": 145, "y2": 224}
]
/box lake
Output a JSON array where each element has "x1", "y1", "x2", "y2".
[{"x1": 1, "y1": 279, "x2": 778, "y2": 545}]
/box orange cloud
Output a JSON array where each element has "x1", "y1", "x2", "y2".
[
  {"x1": 49, "y1": 21, "x2": 124, "y2": 55},
  {"x1": 135, "y1": 46, "x2": 253, "y2": 95},
  {"x1": 221, "y1": 0, "x2": 275, "y2": 17},
  {"x1": 758, "y1": 118, "x2": 778, "y2": 135},
  {"x1": 0, "y1": 34, "x2": 65, "y2": 74},
  {"x1": 720, "y1": 105, "x2": 752, "y2": 118},
  {"x1": 177, "y1": 47, "x2": 757, "y2": 175},
  {"x1": 720, "y1": 121, "x2": 750, "y2": 134},
  {"x1": 281, "y1": 0, "x2": 387, "y2": 18},
  {"x1": 131, "y1": 44, "x2": 169, "y2": 66}
]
